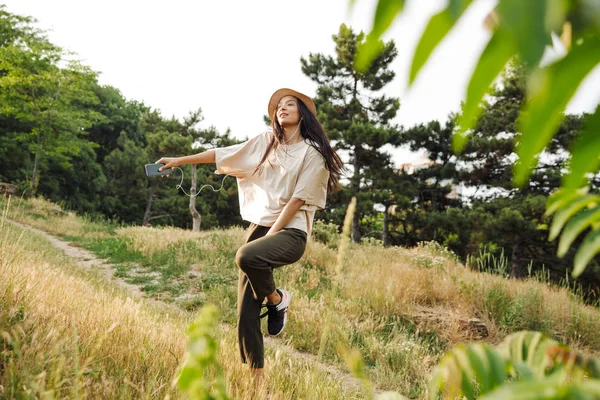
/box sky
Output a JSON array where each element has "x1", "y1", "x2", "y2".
[{"x1": 3, "y1": 0, "x2": 599, "y2": 167}]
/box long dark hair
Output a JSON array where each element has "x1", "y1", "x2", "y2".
[{"x1": 254, "y1": 97, "x2": 345, "y2": 193}]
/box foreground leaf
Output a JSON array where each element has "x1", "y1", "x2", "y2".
[
  {"x1": 545, "y1": 188, "x2": 589, "y2": 217},
  {"x1": 574, "y1": 229, "x2": 600, "y2": 277},
  {"x1": 497, "y1": 331, "x2": 558, "y2": 379},
  {"x1": 429, "y1": 343, "x2": 507, "y2": 399},
  {"x1": 549, "y1": 194, "x2": 600, "y2": 241},
  {"x1": 515, "y1": 36, "x2": 600, "y2": 187},
  {"x1": 563, "y1": 107, "x2": 600, "y2": 189},
  {"x1": 557, "y1": 204, "x2": 600, "y2": 257},
  {"x1": 355, "y1": 0, "x2": 406, "y2": 71},
  {"x1": 481, "y1": 378, "x2": 566, "y2": 400},
  {"x1": 409, "y1": 0, "x2": 472, "y2": 85},
  {"x1": 454, "y1": 29, "x2": 514, "y2": 152},
  {"x1": 496, "y1": 0, "x2": 549, "y2": 69}
]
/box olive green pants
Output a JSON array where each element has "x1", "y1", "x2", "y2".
[{"x1": 235, "y1": 223, "x2": 307, "y2": 368}]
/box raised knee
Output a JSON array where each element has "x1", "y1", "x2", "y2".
[{"x1": 236, "y1": 246, "x2": 252, "y2": 272}]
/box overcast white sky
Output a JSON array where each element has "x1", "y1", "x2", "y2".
[{"x1": 3, "y1": 0, "x2": 599, "y2": 166}]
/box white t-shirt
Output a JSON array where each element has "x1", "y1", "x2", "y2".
[{"x1": 214, "y1": 130, "x2": 329, "y2": 239}]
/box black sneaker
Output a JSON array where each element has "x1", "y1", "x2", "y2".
[{"x1": 260, "y1": 289, "x2": 291, "y2": 336}]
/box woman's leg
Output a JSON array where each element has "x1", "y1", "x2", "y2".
[
  {"x1": 235, "y1": 226, "x2": 307, "y2": 372},
  {"x1": 236, "y1": 228, "x2": 307, "y2": 300},
  {"x1": 237, "y1": 224, "x2": 270, "y2": 369}
]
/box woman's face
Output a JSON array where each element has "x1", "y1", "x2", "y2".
[{"x1": 276, "y1": 95, "x2": 301, "y2": 127}]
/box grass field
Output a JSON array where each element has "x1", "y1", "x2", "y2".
[{"x1": 3, "y1": 196, "x2": 600, "y2": 399}]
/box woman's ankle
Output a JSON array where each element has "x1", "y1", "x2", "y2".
[{"x1": 265, "y1": 289, "x2": 281, "y2": 305}]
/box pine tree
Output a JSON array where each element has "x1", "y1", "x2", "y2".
[
  {"x1": 457, "y1": 62, "x2": 584, "y2": 278},
  {"x1": 301, "y1": 23, "x2": 401, "y2": 242}
]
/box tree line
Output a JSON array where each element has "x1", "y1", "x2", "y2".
[
  {"x1": 1, "y1": 7, "x2": 598, "y2": 299},
  {"x1": 0, "y1": 5, "x2": 243, "y2": 230}
]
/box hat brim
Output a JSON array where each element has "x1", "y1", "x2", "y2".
[{"x1": 268, "y1": 88, "x2": 317, "y2": 119}]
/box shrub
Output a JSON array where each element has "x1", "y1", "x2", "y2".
[{"x1": 312, "y1": 219, "x2": 340, "y2": 246}]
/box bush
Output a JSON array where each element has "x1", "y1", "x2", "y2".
[
  {"x1": 361, "y1": 236, "x2": 383, "y2": 247},
  {"x1": 312, "y1": 220, "x2": 340, "y2": 246}
]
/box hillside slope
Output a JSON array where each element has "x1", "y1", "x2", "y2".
[{"x1": 3, "y1": 197, "x2": 600, "y2": 398}]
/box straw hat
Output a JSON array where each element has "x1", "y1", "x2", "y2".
[{"x1": 268, "y1": 88, "x2": 317, "y2": 118}]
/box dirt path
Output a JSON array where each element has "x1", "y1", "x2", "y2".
[
  {"x1": 9, "y1": 220, "x2": 146, "y2": 298},
  {"x1": 9, "y1": 219, "x2": 386, "y2": 398}
]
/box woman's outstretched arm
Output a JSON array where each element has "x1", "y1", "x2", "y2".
[{"x1": 156, "y1": 149, "x2": 216, "y2": 171}]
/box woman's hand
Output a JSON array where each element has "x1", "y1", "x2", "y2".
[
  {"x1": 155, "y1": 157, "x2": 180, "y2": 171},
  {"x1": 267, "y1": 198, "x2": 306, "y2": 235}
]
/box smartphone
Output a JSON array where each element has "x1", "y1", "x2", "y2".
[{"x1": 145, "y1": 163, "x2": 172, "y2": 177}]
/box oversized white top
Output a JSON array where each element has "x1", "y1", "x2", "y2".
[{"x1": 214, "y1": 130, "x2": 329, "y2": 238}]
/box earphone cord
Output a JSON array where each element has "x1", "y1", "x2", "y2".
[{"x1": 173, "y1": 167, "x2": 232, "y2": 197}]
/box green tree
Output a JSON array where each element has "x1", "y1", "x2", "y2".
[
  {"x1": 102, "y1": 132, "x2": 149, "y2": 223},
  {"x1": 39, "y1": 143, "x2": 107, "y2": 214},
  {"x1": 0, "y1": 5, "x2": 47, "y2": 48},
  {"x1": 173, "y1": 110, "x2": 242, "y2": 231},
  {"x1": 141, "y1": 109, "x2": 190, "y2": 226},
  {"x1": 301, "y1": 23, "x2": 402, "y2": 242},
  {"x1": 351, "y1": 2, "x2": 600, "y2": 398},
  {"x1": 0, "y1": 6, "x2": 102, "y2": 199},
  {"x1": 138, "y1": 109, "x2": 243, "y2": 229},
  {"x1": 399, "y1": 63, "x2": 594, "y2": 284},
  {"x1": 391, "y1": 115, "x2": 468, "y2": 255},
  {"x1": 183, "y1": 124, "x2": 244, "y2": 230},
  {"x1": 356, "y1": 0, "x2": 600, "y2": 278},
  {"x1": 87, "y1": 83, "x2": 148, "y2": 163},
  {"x1": 0, "y1": 52, "x2": 101, "y2": 195},
  {"x1": 401, "y1": 115, "x2": 460, "y2": 212},
  {"x1": 456, "y1": 63, "x2": 580, "y2": 198},
  {"x1": 455, "y1": 63, "x2": 589, "y2": 279},
  {"x1": 367, "y1": 154, "x2": 414, "y2": 246}
]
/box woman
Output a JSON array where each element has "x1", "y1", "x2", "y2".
[{"x1": 157, "y1": 88, "x2": 344, "y2": 377}]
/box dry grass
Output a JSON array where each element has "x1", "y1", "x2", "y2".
[
  {"x1": 278, "y1": 234, "x2": 600, "y2": 394},
  {"x1": 0, "y1": 200, "x2": 189, "y2": 398},
  {"x1": 5, "y1": 196, "x2": 600, "y2": 398},
  {"x1": 0, "y1": 197, "x2": 367, "y2": 399},
  {"x1": 116, "y1": 226, "x2": 246, "y2": 257},
  {"x1": 7, "y1": 196, "x2": 111, "y2": 239}
]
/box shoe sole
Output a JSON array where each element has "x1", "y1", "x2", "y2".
[{"x1": 270, "y1": 290, "x2": 291, "y2": 337}]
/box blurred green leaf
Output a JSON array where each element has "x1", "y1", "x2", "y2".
[
  {"x1": 557, "y1": 205, "x2": 600, "y2": 257},
  {"x1": 498, "y1": 331, "x2": 558, "y2": 378},
  {"x1": 481, "y1": 378, "x2": 565, "y2": 400},
  {"x1": 549, "y1": 194, "x2": 600, "y2": 241},
  {"x1": 177, "y1": 304, "x2": 229, "y2": 400},
  {"x1": 496, "y1": 0, "x2": 550, "y2": 69},
  {"x1": 427, "y1": 359, "x2": 445, "y2": 400},
  {"x1": 563, "y1": 107, "x2": 600, "y2": 189},
  {"x1": 454, "y1": 347, "x2": 477, "y2": 399},
  {"x1": 508, "y1": 330, "x2": 526, "y2": 363},
  {"x1": 355, "y1": 0, "x2": 406, "y2": 71},
  {"x1": 485, "y1": 345, "x2": 508, "y2": 389},
  {"x1": 515, "y1": 36, "x2": 600, "y2": 187},
  {"x1": 409, "y1": 0, "x2": 472, "y2": 85},
  {"x1": 454, "y1": 30, "x2": 514, "y2": 152},
  {"x1": 587, "y1": 359, "x2": 600, "y2": 379},
  {"x1": 177, "y1": 364, "x2": 198, "y2": 390},
  {"x1": 580, "y1": 380, "x2": 600, "y2": 396},
  {"x1": 466, "y1": 345, "x2": 491, "y2": 393},
  {"x1": 546, "y1": 188, "x2": 587, "y2": 216},
  {"x1": 574, "y1": 228, "x2": 600, "y2": 277},
  {"x1": 429, "y1": 343, "x2": 507, "y2": 400}
]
